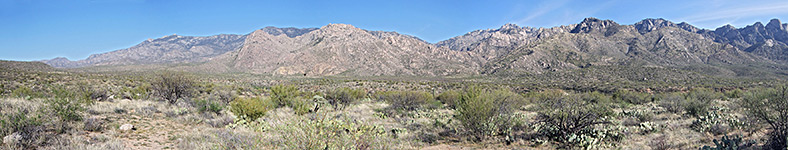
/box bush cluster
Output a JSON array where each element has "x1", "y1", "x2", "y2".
[
  {"x1": 229, "y1": 97, "x2": 274, "y2": 121},
  {"x1": 324, "y1": 87, "x2": 365, "y2": 109},
  {"x1": 151, "y1": 72, "x2": 195, "y2": 104},
  {"x1": 613, "y1": 90, "x2": 652, "y2": 105},
  {"x1": 533, "y1": 90, "x2": 615, "y2": 148},
  {"x1": 684, "y1": 88, "x2": 722, "y2": 117},
  {"x1": 454, "y1": 88, "x2": 526, "y2": 141},
  {"x1": 376, "y1": 90, "x2": 435, "y2": 111},
  {"x1": 195, "y1": 99, "x2": 224, "y2": 114},
  {"x1": 436, "y1": 90, "x2": 461, "y2": 109},
  {"x1": 742, "y1": 87, "x2": 788, "y2": 149}
]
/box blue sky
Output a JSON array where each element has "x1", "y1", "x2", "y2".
[{"x1": 2, "y1": 0, "x2": 787, "y2": 61}]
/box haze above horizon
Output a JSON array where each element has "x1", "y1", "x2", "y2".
[{"x1": 2, "y1": 0, "x2": 787, "y2": 61}]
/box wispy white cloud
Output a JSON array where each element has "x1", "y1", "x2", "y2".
[
  {"x1": 514, "y1": 0, "x2": 618, "y2": 27},
  {"x1": 681, "y1": 2, "x2": 788, "y2": 23},
  {"x1": 515, "y1": 0, "x2": 570, "y2": 24}
]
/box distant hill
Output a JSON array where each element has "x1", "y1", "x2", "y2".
[
  {"x1": 0, "y1": 60, "x2": 54, "y2": 72},
  {"x1": 43, "y1": 34, "x2": 246, "y2": 68},
  {"x1": 42, "y1": 18, "x2": 788, "y2": 78}
]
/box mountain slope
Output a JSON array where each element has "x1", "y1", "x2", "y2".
[
  {"x1": 226, "y1": 24, "x2": 477, "y2": 76},
  {"x1": 43, "y1": 34, "x2": 246, "y2": 68},
  {"x1": 41, "y1": 18, "x2": 788, "y2": 78},
  {"x1": 437, "y1": 18, "x2": 776, "y2": 76}
]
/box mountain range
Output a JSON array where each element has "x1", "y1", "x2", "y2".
[{"x1": 42, "y1": 17, "x2": 788, "y2": 77}]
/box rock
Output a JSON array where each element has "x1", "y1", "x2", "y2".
[
  {"x1": 3, "y1": 132, "x2": 21, "y2": 145},
  {"x1": 119, "y1": 124, "x2": 135, "y2": 131}
]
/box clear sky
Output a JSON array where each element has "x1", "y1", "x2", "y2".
[{"x1": 2, "y1": 0, "x2": 787, "y2": 61}]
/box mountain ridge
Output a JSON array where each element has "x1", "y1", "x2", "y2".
[{"x1": 41, "y1": 17, "x2": 788, "y2": 77}]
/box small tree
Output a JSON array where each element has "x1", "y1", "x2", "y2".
[
  {"x1": 742, "y1": 87, "x2": 788, "y2": 149},
  {"x1": 152, "y1": 72, "x2": 194, "y2": 104}
]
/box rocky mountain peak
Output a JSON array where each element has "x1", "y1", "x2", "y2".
[
  {"x1": 766, "y1": 19, "x2": 784, "y2": 30},
  {"x1": 570, "y1": 17, "x2": 619, "y2": 33},
  {"x1": 321, "y1": 23, "x2": 361, "y2": 31},
  {"x1": 634, "y1": 18, "x2": 676, "y2": 34},
  {"x1": 753, "y1": 22, "x2": 765, "y2": 28},
  {"x1": 716, "y1": 24, "x2": 737, "y2": 32},
  {"x1": 500, "y1": 23, "x2": 520, "y2": 29},
  {"x1": 676, "y1": 22, "x2": 703, "y2": 33},
  {"x1": 260, "y1": 26, "x2": 318, "y2": 38}
]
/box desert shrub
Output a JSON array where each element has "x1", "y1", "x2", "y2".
[
  {"x1": 270, "y1": 85, "x2": 301, "y2": 107},
  {"x1": 582, "y1": 91, "x2": 615, "y2": 105},
  {"x1": 724, "y1": 89, "x2": 744, "y2": 99},
  {"x1": 83, "y1": 117, "x2": 104, "y2": 132},
  {"x1": 0, "y1": 109, "x2": 44, "y2": 149},
  {"x1": 72, "y1": 84, "x2": 108, "y2": 102},
  {"x1": 276, "y1": 117, "x2": 396, "y2": 149},
  {"x1": 622, "y1": 109, "x2": 654, "y2": 123},
  {"x1": 741, "y1": 87, "x2": 788, "y2": 149},
  {"x1": 436, "y1": 90, "x2": 461, "y2": 109},
  {"x1": 209, "y1": 87, "x2": 236, "y2": 104},
  {"x1": 195, "y1": 99, "x2": 224, "y2": 114},
  {"x1": 377, "y1": 90, "x2": 435, "y2": 111},
  {"x1": 699, "y1": 135, "x2": 754, "y2": 150},
  {"x1": 229, "y1": 97, "x2": 274, "y2": 121},
  {"x1": 690, "y1": 107, "x2": 744, "y2": 135},
  {"x1": 684, "y1": 88, "x2": 722, "y2": 117},
  {"x1": 658, "y1": 92, "x2": 685, "y2": 113},
  {"x1": 46, "y1": 98, "x2": 85, "y2": 123},
  {"x1": 151, "y1": 72, "x2": 195, "y2": 104},
  {"x1": 288, "y1": 96, "x2": 315, "y2": 115},
  {"x1": 122, "y1": 83, "x2": 150, "y2": 100},
  {"x1": 324, "y1": 87, "x2": 365, "y2": 109},
  {"x1": 533, "y1": 91, "x2": 614, "y2": 148},
  {"x1": 613, "y1": 90, "x2": 652, "y2": 105},
  {"x1": 10, "y1": 86, "x2": 39, "y2": 99},
  {"x1": 454, "y1": 88, "x2": 526, "y2": 141},
  {"x1": 269, "y1": 85, "x2": 319, "y2": 115},
  {"x1": 650, "y1": 134, "x2": 673, "y2": 150}
]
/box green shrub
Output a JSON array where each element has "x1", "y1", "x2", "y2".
[
  {"x1": 277, "y1": 117, "x2": 395, "y2": 149},
  {"x1": 195, "y1": 99, "x2": 224, "y2": 114},
  {"x1": 122, "y1": 83, "x2": 151, "y2": 100},
  {"x1": 152, "y1": 72, "x2": 195, "y2": 104},
  {"x1": 11, "y1": 86, "x2": 39, "y2": 99},
  {"x1": 613, "y1": 90, "x2": 652, "y2": 105},
  {"x1": 690, "y1": 107, "x2": 744, "y2": 135},
  {"x1": 455, "y1": 88, "x2": 525, "y2": 141},
  {"x1": 724, "y1": 89, "x2": 744, "y2": 99},
  {"x1": 270, "y1": 85, "x2": 301, "y2": 107},
  {"x1": 699, "y1": 135, "x2": 753, "y2": 150},
  {"x1": 229, "y1": 97, "x2": 274, "y2": 121},
  {"x1": 324, "y1": 87, "x2": 365, "y2": 109},
  {"x1": 658, "y1": 92, "x2": 685, "y2": 113},
  {"x1": 377, "y1": 91, "x2": 434, "y2": 111},
  {"x1": 288, "y1": 96, "x2": 315, "y2": 115},
  {"x1": 534, "y1": 91, "x2": 614, "y2": 148},
  {"x1": 0, "y1": 109, "x2": 44, "y2": 149},
  {"x1": 436, "y1": 90, "x2": 461, "y2": 109},
  {"x1": 582, "y1": 91, "x2": 615, "y2": 105},
  {"x1": 741, "y1": 87, "x2": 788, "y2": 149},
  {"x1": 46, "y1": 97, "x2": 84, "y2": 122},
  {"x1": 684, "y1": 88, "x2": 722, "y2": 117}
]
